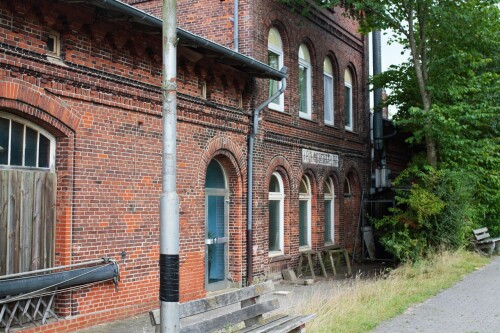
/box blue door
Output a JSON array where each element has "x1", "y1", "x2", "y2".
[{"x1": 205, "y1": 160, "x2": 228, "y2": 290}]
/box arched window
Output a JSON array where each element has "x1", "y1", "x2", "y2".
[
  {"x1": 268, "y1": 172, "x2": 284, "y2": 255},
  {"x1": 324, "y1": 178, "x2": 335, "y2": 244},
  {"x1": 205, "y1": 159, "x2": 229, "y2": 290},
  {"x1": 268, "y1": 27, "x2": 284, "y2": 111},
  {"x1": 0, "y1": 112, "x2": 55, "y2": 170},
  {"x1": 298, "y1": 44, "x2": 312, "y2": 119},
  {"x1": 344, "y1": 69, "x2": 354, "y2": 131},
  {"x1": 344, "y1": 178, "x2": 352, "y2": 198},
  {"x1": 324, "y1": 58, "x2": 335, "y2": 126},
  {"x1": 299, "y1": 176, "x2": 312, "y2": 249}
]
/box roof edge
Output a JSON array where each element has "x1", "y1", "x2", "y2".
[{"x1": 75, "y1": 0, "x2": 286, "y2": 80}]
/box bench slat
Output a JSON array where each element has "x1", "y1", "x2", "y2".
[
  {"x1": 179, "y1": 280, "x2": 274, "y2": 318},
  {"x1": 473, "y1": 227, "x2": 488, "y2": 235},
  {"x1": 239, "y1": 314, "x2": 316, "y2": 333},
  {"x1": 476, "y1": 237, "x2": 500, "y2": 244},
  {"x1": 475, "y1": 232, "x2": 491, "y2": 241},
  {"x1": 180, "y1": 299, "x2": 280, "y2": 333},
  {"x1": 265, "y1": 314, "x2": 317, "y2": 333},
  {"x1": 473, "y1": 228, "x2": 490, "y2": 241}
]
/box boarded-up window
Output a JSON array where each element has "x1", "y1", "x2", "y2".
[{"x1": 0, "y1": 170, "x2": 56, "y2": 275}]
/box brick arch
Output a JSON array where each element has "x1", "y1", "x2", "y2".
[
  {"x1": 265, "y1": 155, "x2": 293, "y2": 193},
  {"x1": 198, "y1": 136, "x2": 246, "y2": 185},
  {"x1": 318, "y1": 169, "x2": 341, "y2": 195},
  {"x1": 0, "y1": 80, "x2": 80, "y2": 134},
  {"x1": 297, "y1": 37, "x2": 317, "y2": 69},
  {"x1": 298, "y1": 168, "x2": 319, "y2": 194},
  {"x1": 264, "y1": 15, "x2": 291, "y2": 56}
]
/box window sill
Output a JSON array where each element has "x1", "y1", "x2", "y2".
[
  {"x1": 299, "y1": 113, "x2": 312, "y2": 121},
  {"x1": 46, "y1": 55, "x2": 67, "y2": 67},
  {"x1": 299, "y1": 246, "x2": 312, "y2": 253},
  {"x1": 269, "y1": 104, "x2": 284, "y2": 112}
]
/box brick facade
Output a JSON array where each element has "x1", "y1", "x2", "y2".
[{"x1": 0, "y1": 0, "x2": 369, "y2": 331}]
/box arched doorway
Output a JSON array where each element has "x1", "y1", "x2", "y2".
[{"x1": 205, "y1": 159, "x2": 229, "y2": 291}]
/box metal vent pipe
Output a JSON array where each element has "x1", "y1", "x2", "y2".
[{"x1": 372, "y1": 30, "x2": 384, "y2": 151}]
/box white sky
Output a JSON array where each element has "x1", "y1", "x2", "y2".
[{"x1": 369, "y1": 30, "x2": 409, "y2": 116}]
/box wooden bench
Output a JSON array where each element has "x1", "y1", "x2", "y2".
[
  {"x1": 472, "y1": 227, "x2": 500, "y2": 256},
  {"x1": 149, "y1": 280, "x2": 315, "y2": 332}
]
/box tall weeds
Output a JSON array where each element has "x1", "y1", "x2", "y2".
[{"x1": 285, "y1": 251, "x2": 489, "y2": 333}]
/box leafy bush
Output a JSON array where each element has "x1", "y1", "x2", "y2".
[{"x1": 375, "y1": 162, "x2": 477, "y2": 262}]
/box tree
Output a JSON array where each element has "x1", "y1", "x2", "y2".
[
  {"x1": 281, "y1": 0, "x2": 498, "y2": 168},
  {"x1": 373, "y1": 0, "x2": 500, "y2": 228},
  {"x1": 279, "y1": 0, "x2": 500, "y2": 256}
]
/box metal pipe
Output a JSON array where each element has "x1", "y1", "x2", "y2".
[
  {"x1": 372, "y1": 31, "x2": 383, "y2": 151},
  {"x1": 160, "y1": 1, "x2": 179, "y2": 332},
  {"x1": 234, "y1": 0, "x2": 239, "y2": 52},
  {"x1": 247, "y1": 67, "x2": 287, "y2": 285},
  {"x1": 0, "y1": 262, "x2": 118, "y2": 299},
  {"x1": 0, "y1": 258, "x2": 108, "y2": 280}
]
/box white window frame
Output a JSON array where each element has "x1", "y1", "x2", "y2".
[
  {"x1": 323, "y1": 58, "x2": 334, "y2": 126},
  {"x1": 344, "y1": 70, "x2": 354, "y2": 131},
  {"x1": 324, "y1": 178, "x2": 335, "y2": 245},
  {"x1": 268, "y1": 172, "x2": 285, "y2": 256},
  {"x1": 298, "y1": 44, "x2": 312, "y2": 120},
  {"x1": 0, "y1": 112, "x2": 56, "y2": 171},
  {"x1": 46, "y1": 31, "x2": 61, "y2": 58},
  {"x1": 299, "y1": 176, "x2": 312, "y2": 251},
  {"x1": 268, "y1": 28, "x2": 284, "y2": 112}
]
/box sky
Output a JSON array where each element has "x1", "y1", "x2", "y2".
[{"x1": 370, "y1": 30, "x2": 409, "y2": 117}]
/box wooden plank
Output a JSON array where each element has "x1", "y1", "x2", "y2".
[
  {"x1": 239, "y1": 314, "x2": 316, "y2": 333},
  {"x1": 239, "y1": 315, "x2": 289, "y2": 333},
  {"x1": 44, "y1": 173, "x2": 56, "y2": 269},
  {"x1": 180, "y1": 280, "x2": 275, "y2": 318},
  {"x1": 20, "y1": 171, "x2": 34, "y2": 273},
  {"x1": 0, "y1": 170, "x2": 8, "y2": 276},
  {"x1": 7, "y1": 170, "x2": 21, "y2": 275},
  {"x1": 265, "y1": 314, "x2": 316, "y2": 333},
  {"x1": 40, "y1": 172, "x2": 47, "y2": 270},
  {"x1": 180, "y1": 299, "x2": 280, "y2": 333},
  {"x1": 473, "y1": 227, "x2": 488, "y2": 235},
  {"x1": 31, "y1": 172, "x2": 43, "y2": 271},
  {"x1": 476, "y1": 232, "x2": 491, "y2": 241}
]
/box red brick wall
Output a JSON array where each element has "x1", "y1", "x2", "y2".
[
  {"x1": 0, "y1": 0, "x2": 369, "y2": 331},
  {"x1": 0, "y1": 1, "x2": 252, "y2": 331}
]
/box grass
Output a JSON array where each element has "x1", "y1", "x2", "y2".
[{"x1": 286, "y1": 250, "x2": 490, "y2": 333}]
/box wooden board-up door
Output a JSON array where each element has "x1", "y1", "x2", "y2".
[{"x1": 0, "y1": 170, "x2": 56, "y2": 275}]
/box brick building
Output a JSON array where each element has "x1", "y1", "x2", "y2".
[{"x1": 0, "y1": 0, "x2": 369, "y2": 331}]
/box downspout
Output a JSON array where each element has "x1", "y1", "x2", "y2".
[
  {"x1": 247, "y1": 67, "x2": 287, "y2": 286},
  {"x1": 234, "y1": 0, "x2": 239, "y2": 52},
  {"x1": 372, "y1": 31, "x2": 383, "y2": 152}
]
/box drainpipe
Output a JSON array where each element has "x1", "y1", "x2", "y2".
[
  {"x1": 234, "y1": 0, "x2": 239, "y2": 52},
  {"x1": 372, "y1": 31, "x2": 383, "y2": 152},
  {"x1": 247, "y1": 67, "x2": 287, "y2": 286}
]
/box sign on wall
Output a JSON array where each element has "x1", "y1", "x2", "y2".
[{"x1": 302, "y1": 149, "x2": 339, "y2": 167}]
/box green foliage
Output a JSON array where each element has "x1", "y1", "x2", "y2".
[
  {"x1": 280, "y1": 0, "x2": 500, "y2": 254},
  {"x1": 375, "y1": 164, "x2": 478, "y2": 261}
]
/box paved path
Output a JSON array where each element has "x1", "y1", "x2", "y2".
[{"x1": 374, "y1": 256, "x2": 500, "y2": 333}]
